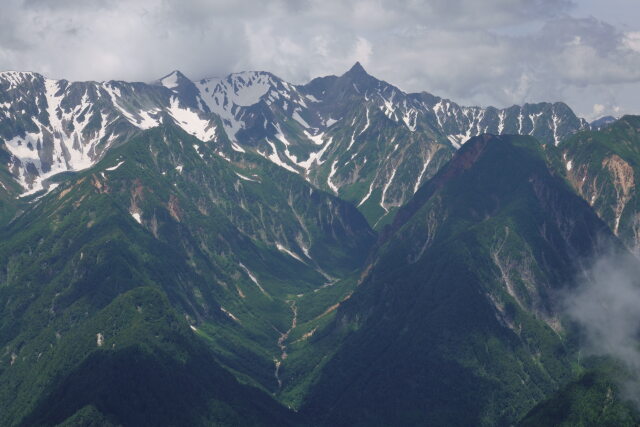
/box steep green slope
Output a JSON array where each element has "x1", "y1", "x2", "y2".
[
  {"x1": 562, "y1": 115, "x2": 640, "y2": 253},
  {"x1": 0, "y1": 192, "x2": 297, "y2": 425},
  {"x1": 0, "y1": 123, "x2": 375, "y2": 424},
  {"x1": 15, "y1": 287, "x2": 299, "y2": 427},
  {"x1": 301, "y1": 134, "x2": 615, "y2": 426},
  {"x1": 87, "y1": 123, "x2": 375, "y2": 394},
  {"x1": 519, "y1": 360, "x2": 640, "y2": 426},
  {"x1": 0, "y1": 144, "x2": 23, "y2": 226}
]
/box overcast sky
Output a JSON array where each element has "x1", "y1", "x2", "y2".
[{"x1": 1, "y1": 0, "x2": 639, "y2": 119}]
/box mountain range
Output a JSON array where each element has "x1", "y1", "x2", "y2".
[
  {"x1": 1, "y1": 63, "x2": 639, "y2": 426},
  {"x1": 0, "y1": 62, "x2": 589, "y2": 226}
]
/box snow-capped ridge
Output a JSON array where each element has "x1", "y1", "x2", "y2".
[{"x1": 0, "y1": 63, "x2": 589, "y2": 209}]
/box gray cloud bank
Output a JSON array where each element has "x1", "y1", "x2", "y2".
[{"x1": 1, "y1": 0, "x2": 639, "y2": 118}]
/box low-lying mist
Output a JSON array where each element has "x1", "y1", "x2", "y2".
[{"x1": 564, "y1": 248, "x2": 640, "y2": 404}]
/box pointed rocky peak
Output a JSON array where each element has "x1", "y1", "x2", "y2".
[
  {"x1": 156, "y1": 70, "x2": 204, "y2": 111},
  {"x1": 158, "y1": 70, "x2": 191, "y2": 90},
  {"x1": 326, "y1": 61, "x2": 382, "y2": 99},
  {"x1": 345, "y1": 61, "x2": 368, "y2": 76},
  {"x1": 341, "y1": 62, "x2": 376, "y2": 85}
]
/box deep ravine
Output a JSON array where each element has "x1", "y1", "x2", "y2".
[{"x1": 274, "y1": 300, "x2": 298, "y2": 390}]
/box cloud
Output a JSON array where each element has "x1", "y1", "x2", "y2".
[
  {"x1": 592, "y1": 103, "x2": 606, "y2": 116},
  {"x1": 624, "y1": 32, "x2": 640, "y2": 52},
  {"x1": 564, "y1": 249, "x2": 640, "y2": 405},
  {"x1": 0, "y1": 0, "x2": 639, "y2": 117}
]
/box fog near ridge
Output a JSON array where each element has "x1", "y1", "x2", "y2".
[{"x1": 564, "y1": 249, "x2": 640, "y2": 404}]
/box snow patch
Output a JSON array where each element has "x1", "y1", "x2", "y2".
[
  {"x1": 216, "y1": 151, "x2": 231, "y2": 162},
  {"x1": 359, "y1": 108, "x2": 370, "y2": 137},
  {"x1": 304, "y1": 130, "x2": 325, "y2": 146},
  {"x1": 30, "y1": 183, "x2": 60, "y2": 202},
  {"x1": 160, "y1": 71, "x2": 180, "y2": 89},
  {"x1": 193, "y1": 144, "x2": 204, "y2": 159},
  {"x1": 297, "y1": 137, "x2": 334, "y2": 170},
  {"x1": 327, "y1": 160, "x2": 339, "y2": 194},
  {"x1": 498, "y1": 110, "x2": 506, "y2": 134},
  {"x1": 380, "y1": 166, "x2": 398, "y2": 212},
  {"x1": 220, "y1": 307, "x2": 241, "y2": 323},
  {"x1": 293, "y1": 110, "x2": 310, "y2": 128},
  {"x1": 105, "y1": 160, "x2": 125, "y2": 171},
  {"x1": 167, "y1": 97, "x2": 217, "y2": 141},
  {"x1": 347, "y1": 130, "x2": 357, "y2": 151},
  {"x1": 358, "y1": 180, "x2": 376, "y2": 207},
  {"x1": 447, "y1": 134, "x2": 465, "y2": 149},
  {"x1": 231, "y1": 142, "x2": 245, "y2": 153},
  {"x1": 276, "y1": 243, "x2": 306, "y2": 264},
  {"x1": 131, "y1": 212, "x2": 142, "y2": 224},
  {"x1": 260, "y1": 139, "x2": 298, "y2": 173},
  {"x1": 235, "y1": 172, "x2": 260, "y2": 182},
  {"x1": 325, "y1": 118, "x2": 338, "y2": 127},
  {"x1": 552, "y1": 112, "x2": 561, "y2": 146},
  {"x1": 402, "y1": 109, "x2": 417, "y2": 132},
  {"x1": 414, "y1": 155, "x2": 432, "y2": 194},
  {"x1": 239, "y1": 263, "x2": 268, "y2": 295}
]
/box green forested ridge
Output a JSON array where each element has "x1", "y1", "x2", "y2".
[
  {"x1": 300, "y1": 134, "x2": 620, "y2": 426},
  {"x1": 16, "y1": 287, "x2": 299, "y2": 426},
  {"x1": 519, "y1": 359, "x2": 640, "y2": 426}
]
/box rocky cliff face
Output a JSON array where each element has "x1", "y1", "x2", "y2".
[{"x1": 562, "y1": 116, "x2": 640, "y2": 254}]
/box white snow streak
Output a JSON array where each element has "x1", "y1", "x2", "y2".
[
  {"x1": 260, "y1": 139, "x2": 298, "y2": 173},
  {"x1": 276, "y1": 243, "x2": 307, "y2": 264},
  {"x1": 552, "y1": 112, "x2": 561, "y2": 146},
  {"x1": 327, "y1": 160, "x2": 339, "y2": 194},
  {"x1": 105, "y1": 160, "x2": 125, "y2": 171},
  {"x1": 358, "y1": 180, "x2": 375, "y2": 207},
  {"x1": 231, "y1": 142, "x2": 245, "y2": 153},
  {"x1": 239, "y1": 263, "x2": 269, "y2": 295},
  {"x1": 235, "y1": 172, "x2": 260, "y2": 182},
  {"x1": 413, "y1": 155, "x2": 432, "y2": 194},
  {"x1": 498, "y1": 110, "x2": 506, "y2": 134},
  {"x1": 380, "y1": 166, "x2": 398, "y2": 212}
]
